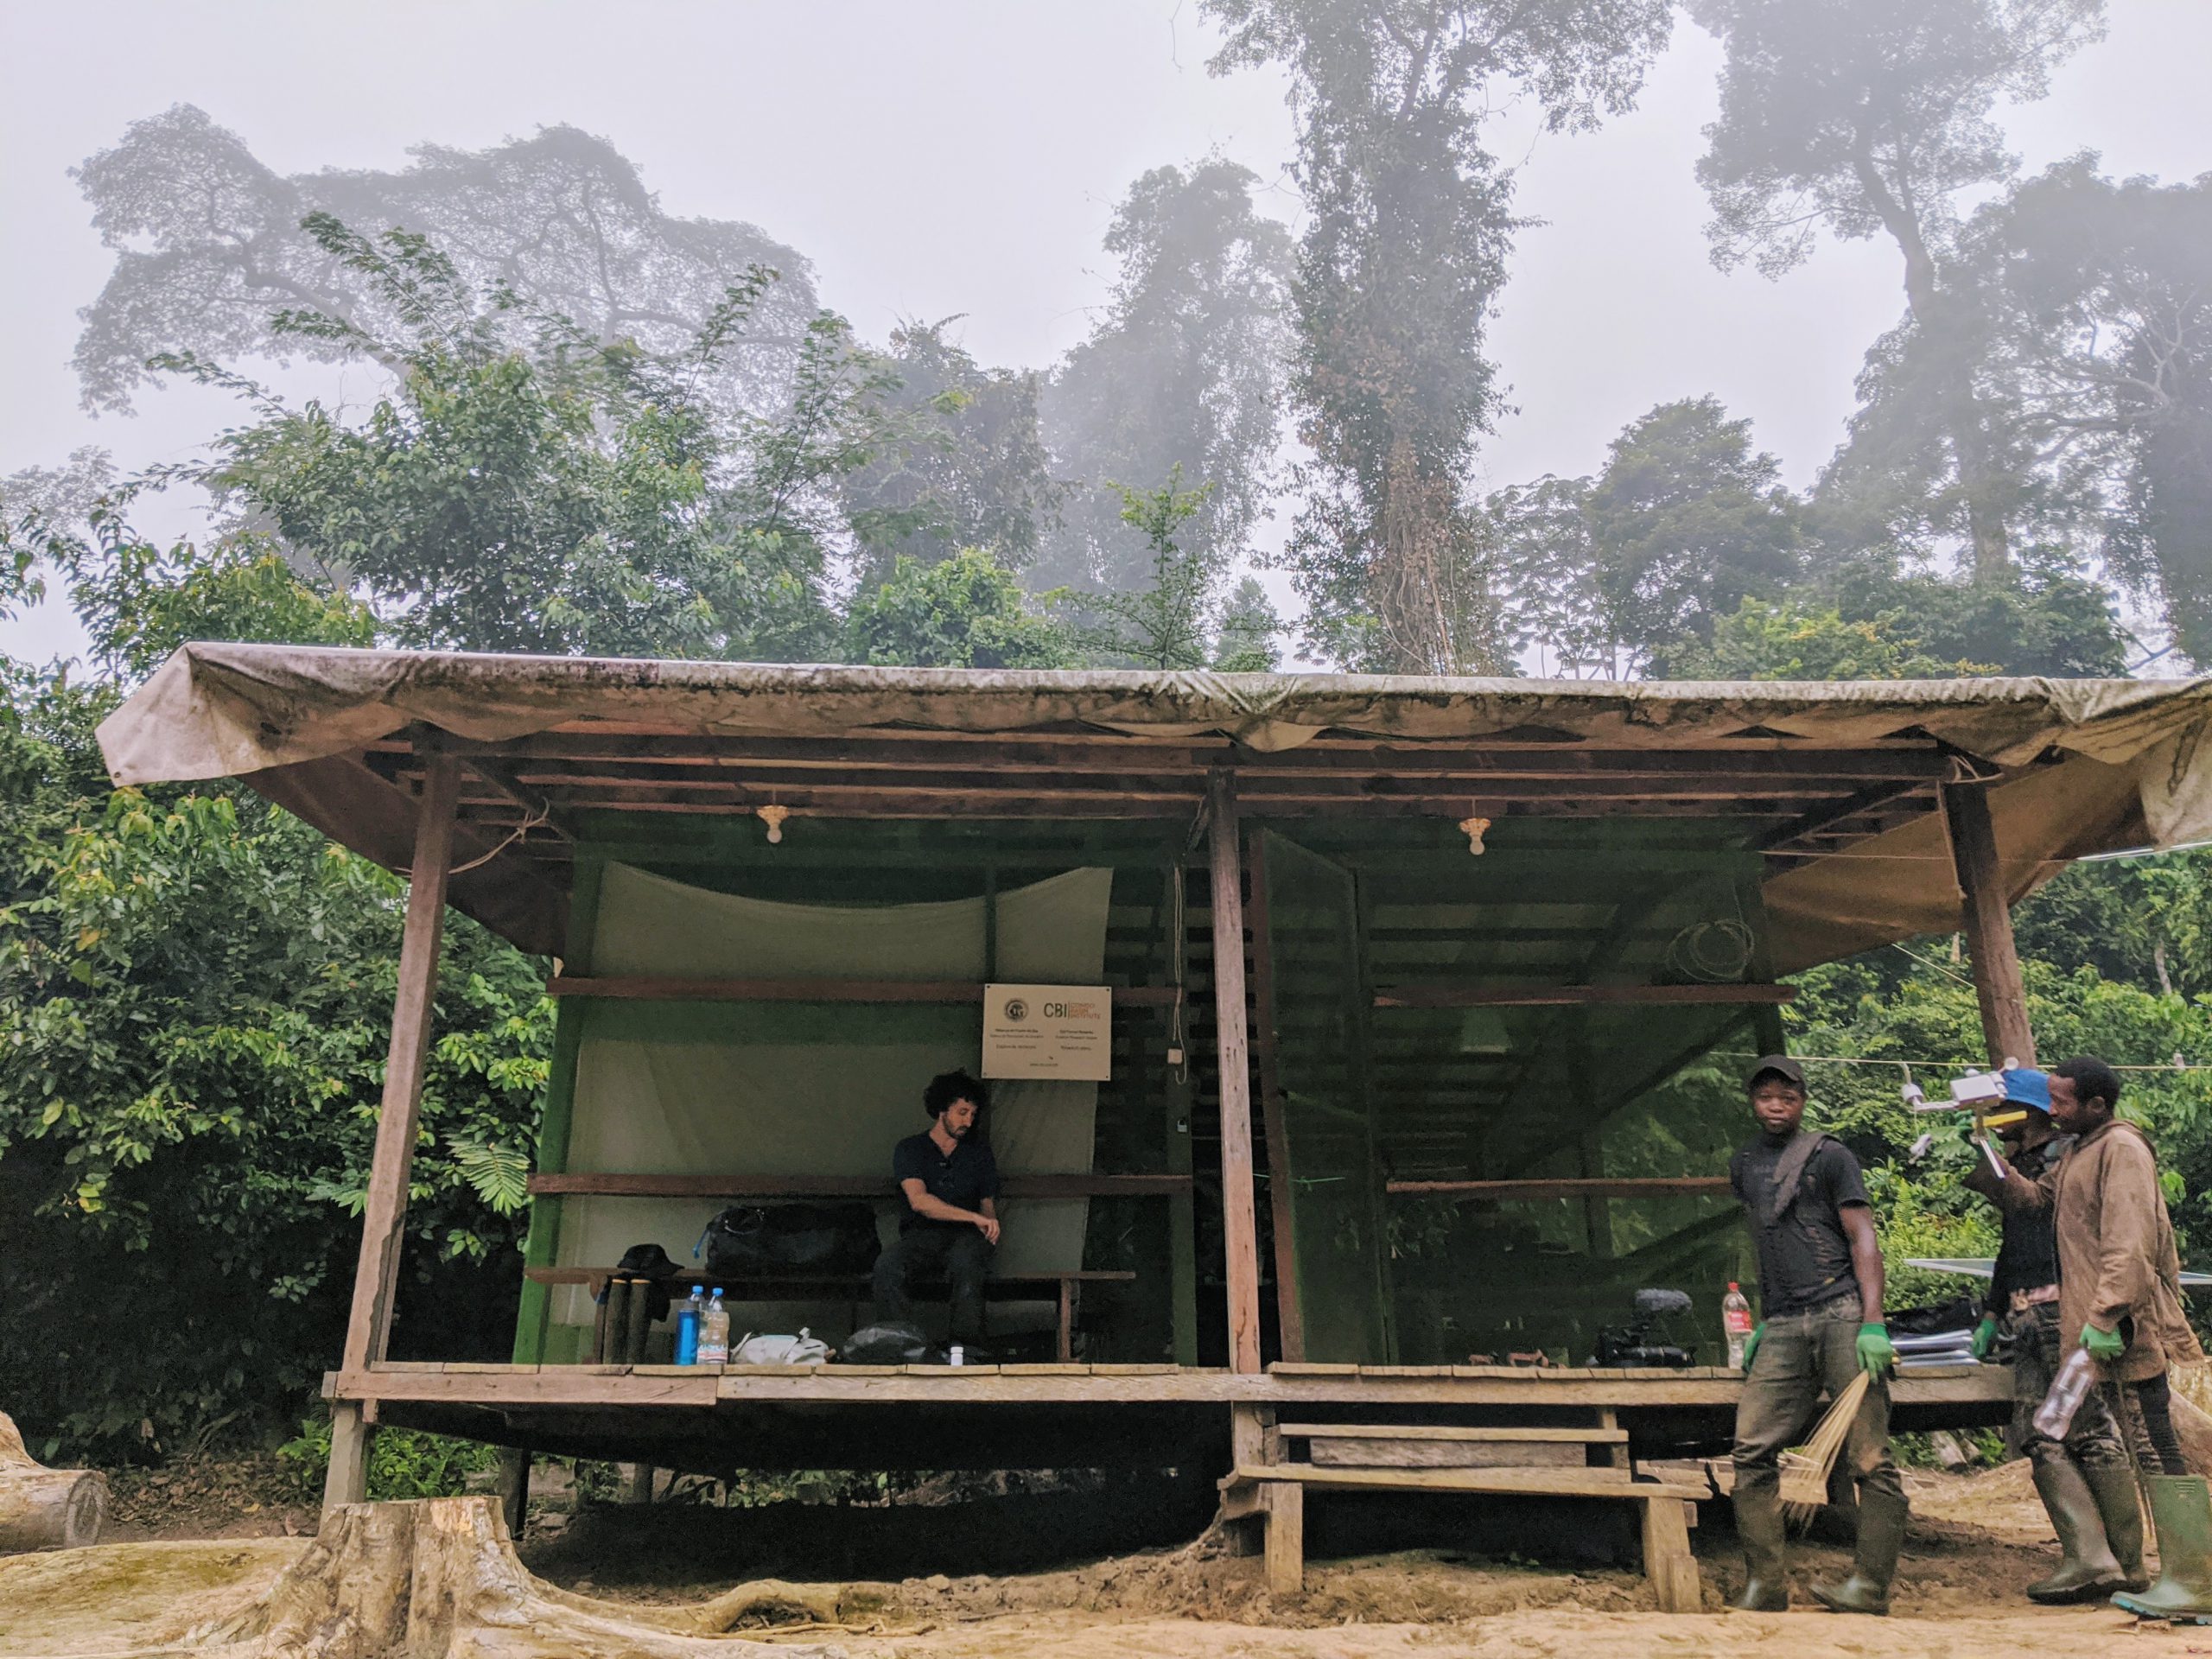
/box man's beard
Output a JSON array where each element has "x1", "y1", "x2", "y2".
[{"x1": 944, "y1": 1120, "x2": 969, "y2": 1139}]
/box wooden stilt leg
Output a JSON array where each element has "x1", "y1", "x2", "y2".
[
  {"x1": 1641, "y1": 1496, "x2": 1703, "y2": 1613},
  {"x1": 323, "y1": 1402, "x2": 370, "y2": 1511},
  {"x1": 495, "y1": 1446, "x2": 531, "y2": 1537},
  {"x1": 1263, "y1": 1480, "x2": 1305, "y2": 1596}
]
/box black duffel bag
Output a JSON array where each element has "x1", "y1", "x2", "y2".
[{"x1": 696, "y1": 1201, "x2": 882, "y2": 1281}]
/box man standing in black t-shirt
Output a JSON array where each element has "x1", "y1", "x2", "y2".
[
  {"x1": 1727, "y1": 1056, "x2": 1905, "y2": 1615},
  {"x1": 871, "y1": 1069, "x2": 1001, "y2": 1344}
]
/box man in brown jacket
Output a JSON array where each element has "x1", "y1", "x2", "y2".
[{"x1": 1986, "y1": 1056, "x2": 2209, "y2": 1619}]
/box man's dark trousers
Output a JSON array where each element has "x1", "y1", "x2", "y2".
[{"x1": 872, "y1": 1225, "x2": 993, "y2": 1343}]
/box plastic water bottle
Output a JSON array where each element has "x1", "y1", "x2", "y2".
[
  {"x1": 698, "y1": 1288, "x2": 731, "y2": 1366},
  {"x1": 675, "y1": 1286, "x2": 703, "y2": 1366},
  {"x1": 1724, "y1": 1282, "x2": 1753, "y2": 1370},
  {"x1": 2034, "y1": 1347, "x2": 2098, "y2": 1440}
]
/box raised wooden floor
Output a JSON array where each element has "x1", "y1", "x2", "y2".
[{"x1": 327, "y1": 1360, "x2": 2012, "y2": 1476}]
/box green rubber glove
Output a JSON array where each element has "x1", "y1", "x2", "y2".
[
  {"x1": 1970, "y1": 1315, "x2": 1999, "y2": 1362},
  {"x1": 1857, "y1": 1321, "x2": 1897, "y2": 1377},
  {"x1": 2082, "y1": 1322, "x2": 2126, "y2": 1364},
  {"x1": 1740, "y1": 1322, "x2": 1764, "y2": 1372}
]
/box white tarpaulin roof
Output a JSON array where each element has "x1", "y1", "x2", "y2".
[{"x1": 95, "y1": 642, "x2": 2212, "y2": 969}]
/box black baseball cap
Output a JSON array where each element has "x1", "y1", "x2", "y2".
[{"x1": 1746, "y1": 1055, "x2": 1807, "y2": 1090}]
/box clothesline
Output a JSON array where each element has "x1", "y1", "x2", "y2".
[{"x1": 1711, "y1": 1049, "x2": 2212, "y2": 1075}]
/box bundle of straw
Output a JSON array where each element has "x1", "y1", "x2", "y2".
[{"x1": 1778, "y1": 1370, "x2": 1872, "y2": 1516}]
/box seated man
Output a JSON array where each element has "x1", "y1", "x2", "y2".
[{"x1": 870, "y1": 1069, "x2": 1001, "y2": 1345}]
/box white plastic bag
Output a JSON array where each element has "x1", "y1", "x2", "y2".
[{"x1": 731, "y1": 1327, "x2": 831, "y2": 1366}]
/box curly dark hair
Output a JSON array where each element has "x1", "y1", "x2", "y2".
[
  {"x1": 924, "y1": 1069, "x2": 988, "y2": 1119},
  {"x1": 2052, "y1": 1056, "x2": 2122, "y2": 1115}
]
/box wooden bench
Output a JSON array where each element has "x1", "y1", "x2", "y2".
[
  {"x1": 524, "y1": 1266, "x2": 1135, "y2": 1362},
  {"x1": 1224, "y1": 1414, "x2": 1707, "y2": 1611}
]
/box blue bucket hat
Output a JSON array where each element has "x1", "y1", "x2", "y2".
[{"x1": 2001, "y1": 1066, "x2": 2052, "y2": 1112}]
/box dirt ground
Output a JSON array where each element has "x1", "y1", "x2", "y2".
[{"x1": 1, "y1": 1459, "x2": 2202, "y2": 1657}]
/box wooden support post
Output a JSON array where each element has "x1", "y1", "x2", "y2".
[
  {"x1": 341, "y1": 756, "x2": 462, "y2": 1376},
  {"x1": 1208, "y1": 772, "x2": 1263, "y2": 1376},
  {"x1": 323, "y1": 1402, "x2": 369, "y2": 1510},
  {"x1": 1942, "y1": 782, "x2": 2037, "y2": 1066},
  {"x1": 1262, "y1": 1480, "x2": 1306, "y2": 1596},
  {"x1": 1640, "y1": 1494, "x2": 1703, "y2": 1613},
  {"x1": 494, "y1": 1446, "x2": 531, "y2": 1537},
  {"x1": 1243, "y1": 829, "x2": 1305, "y2": 1362}
]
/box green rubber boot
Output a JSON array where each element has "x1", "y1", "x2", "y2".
[
  {"x1": 2115, "y1": 1476, "x2": 2212, "y2": 1623},
  {"x1": 1731, "y1": 1478, "x2": 1790, "y2": 1611},
  {"x1": 2025, "y1": 1459, "x2": 2128, "y2": 1603},
  {"x1": 1811, "y1": 1484, "x2": 1907, "y2": 1616},
  {"x1": 2083, "y1": 1458, "x2": 2149, "y2": 1593}
]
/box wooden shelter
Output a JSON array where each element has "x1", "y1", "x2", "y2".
[{"x1": 97, "y1": 646, "x2": 2212, "y2": 1599}]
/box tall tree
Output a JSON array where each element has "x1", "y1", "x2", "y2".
[
  {"x1": 150, "y1": 216, "x2": 887, "y2": 662},
  {"x1": 1490, "y1": 397, "x2": 1802, "y2": 677},
  {"x1": 1037, "y1": 161, "x2": 1291, "y2": 596},
  {"x1": 1204, "y1": 0, "x2": 1673, "y2": 673},
  {"x1": 1688, "y1": 0, "x2": 2107, "y2": 576},
  {"x1": 70, "y1": 106, "x2": 817, "y2": 415},
  {"x1": 1974, "y1": 162, "x2": 2212, "y2": 664},
  {"x1": 841, "y1": 319, "x2": 1061, "y2": 590}
]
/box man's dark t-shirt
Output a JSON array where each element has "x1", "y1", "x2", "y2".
[
  {"x1": 1729, "y1": 1134, "x2": 1871, "y2": 1316},
  {"x1": 892, "y1": 1130, "x2": 1001, "y2": 1234}
]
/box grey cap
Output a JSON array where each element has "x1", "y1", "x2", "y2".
[{"x1": 1746, "y1": 1054, "x2": 1807, "y2": 1090}]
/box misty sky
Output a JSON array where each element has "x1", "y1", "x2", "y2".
[{"x1": 4, "y1": 1, "x2": 2209, "y2": 665}]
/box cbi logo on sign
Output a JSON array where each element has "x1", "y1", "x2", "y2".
[{"x1": 1003, "y1": 998, "x2": 1028, "y2": 1022}]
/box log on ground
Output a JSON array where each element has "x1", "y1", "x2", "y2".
[{"x1": 0, "y1": 1408, "x2": 107, "y2": 1554}]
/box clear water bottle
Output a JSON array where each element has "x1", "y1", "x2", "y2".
[
  {"x1": 2033, "y1": 1346, "x2": 2098, "y2": 1440},
  {"x1": 1724, "y1": 1282, "x2": 1753, "y2": 1370},
  {"x1": 675, "y1": 1286, "x2": 704, "y2": 1366},
  {"x1": 698, "y1": 1288, "x2": 731, "y2": 1366}
]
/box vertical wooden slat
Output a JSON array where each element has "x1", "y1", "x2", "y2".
[
  {"x1": 340, "y1": 756, "x2": 461, "y2": 1374},
  {"x1": 513, "y1": 859, "x2": 604, "y2": 1364},
  {"x1": 1162, "y1": 863, "x2": 1199, "y2": 1365},
  {"x1": 322, "y1": 1401, "x2": 369, "y2": 1510},
  {"x1": 1208, "y1": 772, "x2": 1263, "y2": 1375},
  {"x1": 1942, "y1": 782, "x2": 2037, "y2": 1067},
  {"x1": 1243, "y1": 829, "x2": 1305, "y2": 1362}
]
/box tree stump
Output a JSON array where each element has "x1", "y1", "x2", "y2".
[
  {"x1": 199, "y1": 1497, "x2": 848, "y2": 1658},
  {"x1": 0, "y1": 1409, "x2": 106, "y2": 1554}
]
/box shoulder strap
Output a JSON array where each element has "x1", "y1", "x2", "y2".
[{"x1": 1761, "y1": 1132, "x2": 1831, "y2": 1230}]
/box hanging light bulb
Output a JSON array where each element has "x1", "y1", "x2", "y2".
[
  {"x1": 757, "y1": 804, "x2": 791, "y2": 844},
  {"x1": 1459, "y1": 814, "x2": 1491, "y2": 855}
]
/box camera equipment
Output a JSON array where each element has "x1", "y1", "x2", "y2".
[{"x1": 1589, "y1": 1286, "x2": 1696, "y2": 1369}]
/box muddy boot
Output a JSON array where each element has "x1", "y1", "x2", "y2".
[
  {"x1": 1732, "y1": 1479, "x2": 1790, "y2": 1611},
  {"x1": 2025, "y1": 1459, "x2": 2127, "y2": 1602},
  {"x1": 1811, "y1": 1484, "x2": 1906, "y2": 1616},
  {"x1": 2115, "y1": 1476, "x2": 2212, "y2": 1623},
  {"x1": 2083, "y1": 1459, "x2": 2148, "y2": 1593}
]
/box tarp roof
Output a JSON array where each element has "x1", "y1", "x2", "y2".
[{"x1": 97, "y1": 643, "x2": 2212, "y2": 969}]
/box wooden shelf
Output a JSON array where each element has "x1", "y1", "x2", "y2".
[
  {"x1": 547, "y1": 976, "x2": 1181, "y2": 1007},
  {"x1": 1384, "y1": 1177, "x2": 1732, "y2": 1202},
  {"x1": 1372, "y1": 984, "x2": 1794, "y2": 1008},
  {"x1": 526, "y1": 1172, "x2": 1194, "y2": 1199}
]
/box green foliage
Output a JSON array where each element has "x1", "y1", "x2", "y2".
[
  {"x1": 1068, "y1": 473, "x2": 1219, "y2": 670},
  {"x1": 278, "y1": 1414, "x2": 500, "y2": 1501},
  {"x1": 843, "y1": 547, "x2": 1074, "y2": 669},
  {"x1": 1679, "y1": 599, "x2": 1986, "y2": 680}
]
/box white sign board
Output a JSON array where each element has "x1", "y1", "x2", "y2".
[{"x1": 982, "y1": 983, "x2": 1112, "y2": 1081}]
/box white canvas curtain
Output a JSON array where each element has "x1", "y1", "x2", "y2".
[{"x1": 548, "y1": 863, "x2": 1112, "y2": 1341}]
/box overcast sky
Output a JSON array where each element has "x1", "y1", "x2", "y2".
[{"x1": 4, "y1": 1, "x2": 2209, "y2": 664}]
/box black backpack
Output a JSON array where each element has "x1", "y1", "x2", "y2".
[{"x1": 695, "y1": 1202, "x2": 882, "y2": 1281}]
